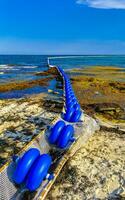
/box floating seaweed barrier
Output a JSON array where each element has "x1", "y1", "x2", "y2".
[{"x1": 0, "y1": 65, "x2": 99, "y2": 200}]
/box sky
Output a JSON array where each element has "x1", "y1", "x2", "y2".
[{"x1": 0, "y1": 0, "x2": 125, "y2": 55}]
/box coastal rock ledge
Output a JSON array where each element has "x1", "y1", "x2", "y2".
[{"x1": 46, "y1": 116, "x2": 125, "y2": 200}]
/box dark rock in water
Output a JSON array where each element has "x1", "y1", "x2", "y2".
[
  {"x1": 36, "y1": 67, "x2": 59, "y2": 76},
  {"x1": 0, "y1": 77, "x2": 53, "y2": 93}
]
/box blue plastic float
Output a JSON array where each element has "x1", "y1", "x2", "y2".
[
  {"x1": 74, "y1": 103, "x2": 81, "y2": 111},
  {"x1": 63, "y1": 108, "x2": 75, "y2": 121},
  {"x1": 13, "y1": 148, "x2": 40, "y2": 184},
  {"x1": 48, "y1": 120, "x2": 65, "y2": 144},
  {"x1": 65, "y1": 102, "x2": 75, "y2": 111},
  {"x1": 26, "y1": 154, "x2": 52, "y2": 191},
  {"x1": 13, "y1": 148, "x2": 53, "y2": 192},
  {"x1": 71, "y1": 110, "x2": 82, "y2": 122},
  {"x1": 48, "y1": 120, "x2": 75, "y2": 148},
  {"x1": 57, "y1": 124, "x2": 75, "y2": 148}
]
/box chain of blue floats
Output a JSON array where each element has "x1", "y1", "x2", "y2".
[{"x1": 13, "y1": 66, "x2": 82, "y2": 193}]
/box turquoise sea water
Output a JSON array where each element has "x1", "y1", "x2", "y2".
[
  {"x1": 0, "y1": 55, "x2": 125, "y2": 99},
  {"x1": 0, "y1": 55, "x2": 48, "y2": 83}
]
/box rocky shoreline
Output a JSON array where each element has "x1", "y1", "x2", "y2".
[
  {"x1": 46, "y1": 66, "x2": 125, "y2": 200},
  {"x1": 0, "y1": 67, "x2": 59, "y2": 94},
  {"x1": 0, "y1": 65, "x2": 125, "y2": 199},
  {"x1": 0, "y1": 67, "x2": 64, "y2": 168}
]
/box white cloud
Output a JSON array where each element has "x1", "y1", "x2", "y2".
[{"x1": 76, "y1": 0, "x2": 125, "y2": 9}]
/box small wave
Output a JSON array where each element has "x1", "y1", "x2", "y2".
[
  {"x1": 0, "y1": 65, "x2": 38, "y2": 71},
  {"x1": 0, "y1": 68, "x2": 18, "y2": 71},
  {"x1": 0, "y1": 64, "x2": 15, "y2": 69},
  {"x1": 21, "y1": 66, "x2": 38, "y2": 69},
  {"x1": 0, "y1": 65, "x2": 9, "y2": 68}
]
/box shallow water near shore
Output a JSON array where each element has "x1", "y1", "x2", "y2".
[{"x1": 0, "y1": 55, "x2": 125, "y2": 99}]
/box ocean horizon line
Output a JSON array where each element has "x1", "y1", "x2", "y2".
[{"x1": 0, "y1": 54, "x2": 125, "y2": 56}]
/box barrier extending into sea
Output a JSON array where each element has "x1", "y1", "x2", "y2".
[{"x1": 0, "y1": 63, "x2": 99, "y2": 200}]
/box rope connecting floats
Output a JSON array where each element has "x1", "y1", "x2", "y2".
[{"x1": 12, "y1": 66, "x2": 84, "y2": 194}]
